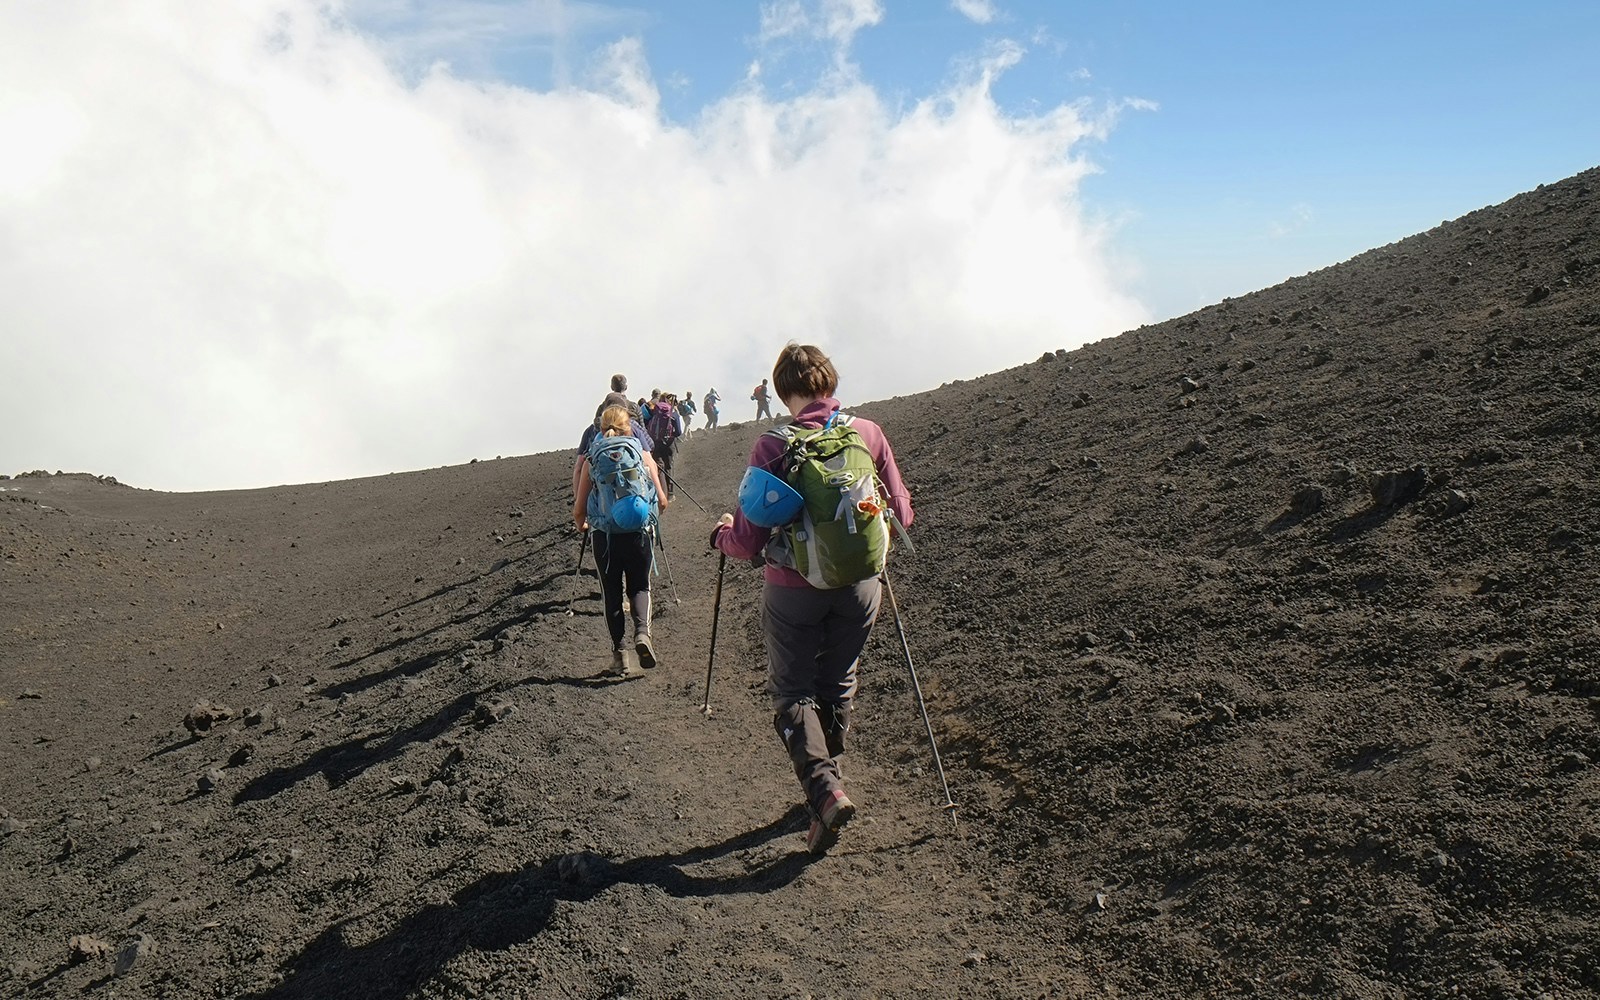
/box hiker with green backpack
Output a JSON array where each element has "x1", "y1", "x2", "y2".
[{"x1": 711, "y1": 343, "x2": 914, "y2": 854}]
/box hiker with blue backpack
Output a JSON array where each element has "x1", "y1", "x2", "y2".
[
  {"x1": 574, "y1": 380, "x2": 653, "y2": 499},
  {"x1": 676, "y1": 392, "x2": 697, "y2": 438},
  {"x1": 704, "y1": 388, "x2": 721, "y2": 431},
  {"x1": 575, "y1": 404, "x2": 669, "y2": 677},
  {"x1": 711, "y1": 343, "x2": 914, "y2": 854}
]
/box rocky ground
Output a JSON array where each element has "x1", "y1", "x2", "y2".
[{"x1": 3, "y1": 166, "x2": 1598, "y2": 999}]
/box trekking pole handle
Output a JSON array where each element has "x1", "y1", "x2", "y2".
[{"x1": 887, "y1": 510, "x2": 916, "y2": 557}]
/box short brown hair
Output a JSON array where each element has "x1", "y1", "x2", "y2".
[{"x1": 772, "y1": 343, "x2": 838, "y2": 403}]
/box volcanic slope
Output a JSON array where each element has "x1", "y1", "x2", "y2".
[{"x1": 2, "y1": 165, "x2": 1598, "y2": 999}]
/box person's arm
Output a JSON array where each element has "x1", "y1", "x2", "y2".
[
  {"x1": 711, "y1": 435, "x2": 784, "y2": 559},
  {"x1": 573, "y1": 459, "x2": 592, "y2": 531},
  {"x1": 879, "y1": 448, "x2": 913, "y2": 528},
  {"x1": 642, "y1": 452, "x2": 669, "y2": 511},
  {"x1": 862, "y1": 422, "x2": 914, "y2": 528},
  {"x1": 573, "y1": 425, "x2": 596, "y2": 496},
  {"x1": 631, "y1": 419, "x2": 655, "y2": 453}
]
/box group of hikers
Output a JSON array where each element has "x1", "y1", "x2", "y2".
[
  {"x1": 570, "y1": 344, "x2": 915, "y2": 854},
  {"x1": 632, "y1": 387, "x2": 726, "y2": 444}
]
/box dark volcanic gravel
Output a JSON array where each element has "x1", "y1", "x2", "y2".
[{"x1": 3, "y1": 167, "x2": 1598, "y2": 998}]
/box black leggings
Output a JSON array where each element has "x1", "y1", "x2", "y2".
[
  {"x1": 652, "y1": 439, "x2": 675, "y2": 487},
  {"x1": 590, "y1": 529, "x2": 653, "y2": 648}
]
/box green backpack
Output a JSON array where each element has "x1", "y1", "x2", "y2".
[{"x1": 764, "y1": 413, "x2": 890, "y2": 589}]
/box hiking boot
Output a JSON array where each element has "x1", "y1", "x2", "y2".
[
  {"x1": 635, "y1": 633, "x2": 658, "y2": 670},
  {"x1": 805, "y1": 789, "x2": 856, "y2": 855}
]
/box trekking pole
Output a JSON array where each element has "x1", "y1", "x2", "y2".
[
  {"x1": 883, "y1": 570, "x2": 957, "y2": 827},
  {"x1": 652, "y1": 523, "x2": 681, "y2": 604},
  {"x1": 700, "y1": 552, "x2": 727, "y2": 716},
  {"x1": 564, "y1": 530, "x2": 590, "y2": 616},
  {"x1": 663, "y1": 472, "x2": 706, "y2": 513}
]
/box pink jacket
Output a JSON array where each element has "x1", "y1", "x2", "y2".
[{"x1": 713, "y1": 397, "x2": 914, "y2": 587}]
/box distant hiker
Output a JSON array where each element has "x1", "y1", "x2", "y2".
[
  {"x1": 574, "y1": 405, "x2": 669, "y2": 676},
  {"x1": 676, "y1": 392, "x2": 697, "y2": 438},
  {"x1": 752, "y1": 378, "x2": 773, "y2": 422},
  {"x1": 704, "y1": 388, "x2": 721, "y2": 430},
  {"x1": 594, "y1": 373, "x2": 643, "y2": 427},
  {"x1": 712, "y1": 343, "x2": 914, "y2": 854},
  {"x1": 648, "y1": 393, "x2": 683, "y2": 494}
]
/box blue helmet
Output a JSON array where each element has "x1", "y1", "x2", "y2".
[
  {"x1": 609, "y1": 494, "x2": 653, "y2": 532},
  {"x1": 738, "y1": 466, "x2": 804, "y2": 527}
]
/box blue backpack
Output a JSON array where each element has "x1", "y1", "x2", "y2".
[{"x1": 586, "y1": 435, "x2": 658, "y2": 533}]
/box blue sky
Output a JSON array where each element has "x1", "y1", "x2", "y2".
[
  {"x1": 2, "y1": 1, "x2": 1596, "y2": 490},
  {"x1": 353, "y1": 0, "x2": 1600, "y2": 319}
]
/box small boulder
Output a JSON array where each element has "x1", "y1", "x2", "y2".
[
  {"x1": 68, "y1": 935, "x2": 112, "y2": 965},
  {"x1": 1369, "y1": 466, "x2": 1428, "y2": 508},
  {"x1": 1289, "y1": 484, "x2": 1326, "y2": 515},
  {"x1": 114, "y1": 934, "x2": 155, "y2": 977},
  {"x1": 1425, "y1": 489, "x2": 1473, "y2": 518},
  {"x1": 1177, "y1": 435, "x2": 1210, "y2": 457},
  {"x1": 183, "y1": 700, "x2": 235, "y2": 736},
  {"x1": 475, "y1": 696, "x2": 515, "y2": 726},
  {"x1": 243, "y1": 705, "x2": 275, "y2": 728}
]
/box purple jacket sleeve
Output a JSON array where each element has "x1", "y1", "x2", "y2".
[
  {"x1": 855, "y1": 417, "x2": 913, "y2": 529},
  {"x1": 713, "y1": 432, "x2": 786, "y2": 561}
]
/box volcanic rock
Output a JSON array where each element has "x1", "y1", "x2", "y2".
[{"x1": 183, "y1": 700, "x2": 235, "y2": 736}]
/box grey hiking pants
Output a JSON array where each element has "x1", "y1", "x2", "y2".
[{"x1": 762, "y1": 577, "x2": 882, "y2": 814}]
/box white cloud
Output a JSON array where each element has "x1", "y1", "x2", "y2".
[
  {"x1": 343, "y1": 0, "x2": 641, "y2": 85},
  {"x1": 0, "y1": 1, "x2": 1147, "y2": 491},
  {"x1": 759, "y1": 1, "x2": 810, "y2": 44},
  {"x1": 951, "y1": 0, "x2": 998, "y2": 25},
  {"x1": 759, "y1": 0, "x2": 883, "y2": 49}
]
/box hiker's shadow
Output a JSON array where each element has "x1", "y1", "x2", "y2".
[{"x1": 246, "y1": 806, "x2": 814, "y2": 1000}]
